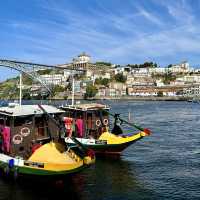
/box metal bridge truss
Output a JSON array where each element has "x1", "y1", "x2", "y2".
[{"x1": 0, "y1": 59, "x2": 84, "y2": 94}]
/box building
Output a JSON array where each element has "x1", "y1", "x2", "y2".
[
  {"x1": 40, "y1": 74, "x2": 66, "y2": 85},
  {"x1": 183, "y1": 84, "x2": 200, "y2": 98},
  {"x1": 87, "y1": 70, "x2": 111, "y2": 80},
  {"x1": 126, "y1": 75, "x2": 155, "y2": 87},
  {"x1": 127, "y1": 85, "x2": 186, "y2": 97},
  {"x1": 72, "y1": 52, "x2": 91, "y2": 70},
  {"x1": 149, "y1": 67, "x2": 167, "y2": 74},
  {"x1": 168, "y1": 61, "x2": 190, "y2": 73}
]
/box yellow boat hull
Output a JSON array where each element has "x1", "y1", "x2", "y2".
[{"x1": 0, "y1": 142, "x2": 95, "y2": 177}]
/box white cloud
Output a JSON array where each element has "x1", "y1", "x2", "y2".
[
  {"x1": 1, "y1": 0, "x2": 200, "y2": 66},
  {"x1": 137, "y1": 7, "x2": 163, "y2": 26}
]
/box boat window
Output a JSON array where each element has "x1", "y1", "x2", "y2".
[
  {"x1": 86, "y1": 113, "x2": 93, "y2": 130},
  {"x1": 14, "y1": 116, "x2": 33, "y2": 127},
  {"x1": 5, "y1": 117, "x2": 11, "y2": 126},
  {"x1": 35, "y1": 116, "x2": 48, "y2": 138},
  {"x1": 0, "y1": 117, "x2": 11, "y2": 126},
  {"x1": 0, "y1": 118, "x2": 5, "y2": 126}
]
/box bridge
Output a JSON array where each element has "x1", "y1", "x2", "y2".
[{"x1": 0, "y1": 59, "x2": 85, "y2": 94}]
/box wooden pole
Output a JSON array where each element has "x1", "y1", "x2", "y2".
[{"x1": 19, "y1": 73, "x2": 22, "y2": 106}]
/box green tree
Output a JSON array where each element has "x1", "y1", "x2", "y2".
[
  {"x1": 154, "y1": 63, "x2": 158, "y2": 68},
  {"x1": 163, "y1": 72, "x2": 176, "y2": 84},
  {"x1": 22, "y1": 74, "x2": 33, "y2": 85},
  {"x1": 50, "y1": 85, "x2": 65, "y2": 97},
  {"x1": 95, "y1": 78, "x2": 110, "y2": 86},
  {"x1": 95, "y1": 62, "x2": 112, "y2": 66},
  {"x1": 95, "y1": 78, "x2": 101, "y2": 85},
  {"x1": 101, "y1": 78, "x2": 110, "y2": 86},
  {"x1": 84, "y1": 84, "x2": 98, "y2": 99},
  {"x1": 157, "y1": 91, "x2": 163, "y2": 97},
  {"x1": 114, "y1": 73, "x2": 127, "y2": 83},
  {"x1": 37, "y1": 69, "x2": 53, "y2": 75},
  {"x1": 167, "y1": 64, "x2": 173, "y2": 68}
]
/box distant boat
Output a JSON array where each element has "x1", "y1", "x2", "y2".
[
  {"x1": 0, "y1": 104, "x2": 95, "y2": 179},
  {"x1": 187, "y1": 98, "x2": 200, "y2": 103}
]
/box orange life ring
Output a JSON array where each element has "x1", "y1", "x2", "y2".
[{"x1": 96, "y1": 120, "x2": 101, "y2": 127}]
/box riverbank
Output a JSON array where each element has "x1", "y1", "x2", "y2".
[
  {"x1": 0, "y1": 95, "x2": 188, "y2": 102},
  {"x1": 66, "y1": 95, "x2": 188, "y2": 101}
]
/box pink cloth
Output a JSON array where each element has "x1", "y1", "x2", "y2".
[
  {"x1": 76, "y1": 119, "x2": 84, "y2": 138},
  {"x1": 2, "y1": 126, "x2": 10, "y2": 153}
]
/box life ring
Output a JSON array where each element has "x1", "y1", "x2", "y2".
[
  {"x1": 96, "y1": 120, "x2": 101, "y2": 127},
  {"x1": 64, "y1": 137, "x2": 72, "y2": 143},
  {"x1": 103, "y1": 119, "x2": 109, "y2": 126},
  {"x1": 12, "y1": 134, "x2": 23, "y2": 145},
  {"x1": 20, "y1": 127, "x2": 30, "y2": 137}
]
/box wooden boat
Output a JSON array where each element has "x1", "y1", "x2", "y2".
[
  {"x1": 61, "y1": 103, "x2": 151, "y2": 155},
  {"x1": 0, "y1": 104, "x2": 95, "y2": 178}
]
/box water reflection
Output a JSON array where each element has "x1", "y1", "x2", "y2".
[
  {"x1": 1, "y1": 101, "x2": 198, "y2": 199},
  {"x1": 0, "y1": 157, "x2": 154, "y2": 200},
  {"x1": 71, "y1": 157, "x2": 156, "y2": 200},
  {"x1": 0, "y1": 176, "x2": 82, "y2": 200}
]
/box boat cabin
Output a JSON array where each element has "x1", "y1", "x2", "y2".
[
  {"x1": 0, "y1": 104, "x2": 64, "y2": 159},
  {"x1": 61, "y1": 103, "x2": 110, "y2": 139}
]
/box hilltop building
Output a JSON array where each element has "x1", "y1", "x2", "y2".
[
  {"x1": 168, "y1": 61, "x2": 190, "y2": 73},
  {"x1": 72, "y1": 52, "x2": 91, "y2": 70},
  {"x1": 57, "y1": 52, "x2": 91, "y2": 71}
]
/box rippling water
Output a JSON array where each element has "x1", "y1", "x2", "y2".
[{"x1": 0, "y1": 101, "x2": 200, "y2": 200}]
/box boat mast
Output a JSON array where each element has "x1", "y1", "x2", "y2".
[
  {"x1": 19, "y1": 73, "x2": 22, "y2": 106},
  {"x1": 72, "y1": 74, "x2": 75, "y2": 106}
]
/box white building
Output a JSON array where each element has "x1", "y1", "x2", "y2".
[
  {"x1": 131, "y1": 68, "x2": 149, "y2": 75},
  {"x1": 183, "y1": 84, "x2": 200, "y2": 97},
  {"x1": 40, "y1": 74, "x2": 66, "y2": 85},
  {"x1": 169, "y1": 61, "x2": 190, "y2": 73},
  {"x1": 72, "y1": 52, "x2": 91, "y2": 70},
  {"x1": 156, "y1": 79, "x2": 165, "y2": 87},
  {"x1": 149, "y1": 67, "x2": 166, "y2": 74},
  {"x1": 87, "y1": 70, "x2": 111, "y2": 80},
  {"x1": 177, "y1": 75, "x2": 200, "y2": 83},
  {"x1": 73, "y1": 52, "x2": 91, "y2": 64}
]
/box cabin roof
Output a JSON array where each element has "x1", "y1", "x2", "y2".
[
  {"x1": 61, "y1": 103, "x2": 110, "y2": 111},
  {"x1": 0, "y1": 104, "x2": 64, "y2": 117}
]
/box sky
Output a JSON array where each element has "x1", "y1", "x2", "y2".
[{"x1": 0, "y1": 0, "x2": 200, "y2": 80}]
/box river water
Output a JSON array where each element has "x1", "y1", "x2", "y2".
[{"x1": 0, "y1": 100, "x2": 199, "y2": 200}]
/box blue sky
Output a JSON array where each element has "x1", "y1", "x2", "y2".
[{"x1": 0, "y1": 0, "x2": 200, "y2": 80}]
